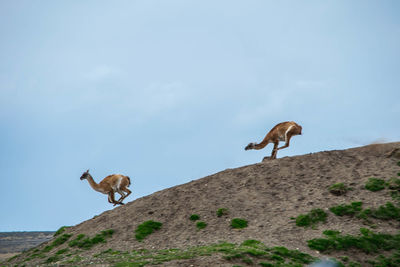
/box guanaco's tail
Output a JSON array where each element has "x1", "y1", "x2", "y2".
[
  {"x1": 253, "y1": 134, "x2": 270, "y2": 150},
  {"x1": 126, "y1": 176, "x2": 131, "y2": 187}
]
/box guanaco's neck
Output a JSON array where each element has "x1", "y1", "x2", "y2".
[{"x1": 86, "y1": 174, "x2": 105, "y2": 193}]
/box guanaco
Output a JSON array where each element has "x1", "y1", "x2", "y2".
[
  {"x1": 80, "y1": 170, "x2": 132, "y2": 206},
  {"x1": 245, "y1": 121, "x2": 302, "y2": 160}
]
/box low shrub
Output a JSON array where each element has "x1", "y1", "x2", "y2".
[
  {"x1": 231, "y1": 218, "x2": 248, "y2": 229},
  {"x1": 189, "y1": 214, "x2": 200, "y2": 221},
  {"x1": 369, "y1": 252, "x2": 400, "y2": 267},
  {"x1": 216, "y1": 208, "x2": 229, "y2": 217},
  {"x1": 272, "y1": 246, "x2": 314, "y2": 264},
  {"x1": 45, "y1": 255, "x2": 60, "y2": 264},
  {"x1": 365, "y1": 178, "x2": 386, "y2": 192},
  {"x1": 52, "y1": 234, "x2": 72, "y2": 246},
  {"x1": 55, "y1": 248, "x2": 68, "y2": 255},
  {"x1": 308, "y1": 228, "x2": 400, "y2": 253},
  {"x1": 41, "y1": 233, "x2": 72, "y2": 252},
  {"x1": 196, "y1": 221, "x2": 207, "y2": 230},
  {"x1": 54, "y1": 226, "x2": 69, "y2": 237},
  {"x1": 241, "y1": 240, "x2": 261, "y2": 247},
  {"x1": 329, "y1": 202, "x2": 363, "y2": 216},
  {"x1": 329, "y1": 183, "x2": 351, "y2": 196},
  {"x1": 295, "y1": 208, "x2": 327, "y2": 227},
  {"x1": 135, "y1": 220, "x2": 162, "y2": 241},
  {"x1": 369, "y1": 202, "x2": 400, "y2": 221},
  {"x1": 69, "y1": 229, "x2": 114, "y2": 249}
]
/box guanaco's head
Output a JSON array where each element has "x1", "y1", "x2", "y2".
[
  {"x1": 298, "y1": 125, "x2": 303, "y2": 135},
  {"x1": 80, "y1": 169, "x2": 90, "y2": 180},
  {"x1": 245, "y1": 143, "x2": 256, "y2": 150}
]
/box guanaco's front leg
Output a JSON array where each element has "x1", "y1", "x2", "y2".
[{"x1": 277, "y1": 133, "x2": 293, "y2": 151}]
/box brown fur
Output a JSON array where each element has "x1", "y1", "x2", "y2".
[
  {"x1": 80, "y1": 170, "x2": 132, "y2": 206},
  {"x1": 245, "y1": 121, "x2": 302, "y2": 159}
]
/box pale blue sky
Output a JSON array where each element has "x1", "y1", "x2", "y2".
[{"x1": 1, "y1": 1, "x2": 399, "y2": 231}]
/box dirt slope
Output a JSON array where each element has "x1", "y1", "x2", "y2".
[{"x1": 5, "y1": 142, "x2": 400, "y2": 266}]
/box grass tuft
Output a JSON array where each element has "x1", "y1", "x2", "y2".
[
  {"x1": 365, "y1": 178, "x2": 386, "y2": 192},
  {"x1": 216, "y1": 208, "x2": 229, "y2": 217},
  {"x1": 189, "y1": 214, "x2": 200, "y2": 221},
  {"x1": 308, "y1": 228, "x2": 400, "y2": 253},
  {"x1": 53, "y1": 226, "x2": 69, "y2": 237},
  {"x1": 196, "y1": 221, "x2": 207, "y2": 230},
  {"x1": 295, "y1": 208, "x2": 327, "y2": 227},
  {"x1": 231, "y1": 218, "x2": 248, "y2": 229},
  {"x1": 52, "y1": 233, "x2": 72, "y2": 246},
  {"x1": 68, "y1": 229, "x2": 114, "y2": 249},
  {"x1": 329, "y1": 183, "x2": 352, "y2": 196},
  {"x1": 45, "y1": 255, "x2": 60, "y2": 263},
  {"x1": 329, "y1": 202, "x2": 363, "y2": 216},
  {"x1": 41, "y1": 233, "x2": 72, "y2": 252}
]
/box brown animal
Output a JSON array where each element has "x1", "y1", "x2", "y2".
[
  {"x1": 245, "y1": 121, "x2": 302, "y2": 160},
  {"x1": 80, "y1": 170, "x2": 132, "y2": 206}
]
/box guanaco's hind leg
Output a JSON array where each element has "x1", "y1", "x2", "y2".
[
  {"x1": 270, "y1": 142, "x2": 279, "y2": 159},
  {"x1": 116, "y1": 188, "x2": 131, "y2": 204}
]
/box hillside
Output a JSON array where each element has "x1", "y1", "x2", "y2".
[{"x1": 4, "y1": 142, "x2": 400, "y2": 267}]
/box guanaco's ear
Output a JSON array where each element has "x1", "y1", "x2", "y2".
[{"x1": 86, "y1": 169, "x2": 89, "y2": 173}]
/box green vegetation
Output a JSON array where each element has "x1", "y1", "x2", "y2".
[
  {"x1": 397, "y1": 161, "x2": 400, "y2": 167},
  {"x1": 55, "y1": 248, "x2": 69, "y2": 255},
  {"x1": 53, "y1": 233, "x2": 73, "y2": 246},
  {"x1": 216, "y1": 208, "x2": 229, "y2": 217},
  {"x1": 368, "y1": 252, "x2": 400, "y2": 266},
  {"x1": 365, "y1": 178, "x2": 386, "y2": 192},
  {"x1": 358, "y1": 202, "x2": 400, "y2": 221},
  {"x1": 307, "y1": 228, "x2": 400, "y2": 253},
  {"x1": 231, "y1": 218, "x2": 248, "y2": 229},
  {"x1": 328, "y1": 200, "x2": 400, "y2": 223},
  {"x1": 69, "y1": 230, "x2": 114, "y2": 249},
  {"x1": 64, "y1": 255, "x2": 83, "y2": 264},
  {"x1": 387, "y1": 177, "x2": 400, "y2": 190},
  {"x1": 329, "y1": 183, "x2": 352, "y2": 196},
  {"x1": 54, "y1": 226, "x2": 70, "y2": 237},
  {"x1": 295, "y1": 208, "x2": 327, "y2": 227},
  {"x1": 88, "y1": 240, "x2": 316, "y2": 267},
  {"x1": 45, "y1": 255, "x2": 61, "y2": 264},
  {"x1": 41, "y1": 233, "x2": 73, "y2": 252},
  {"x1": 196, "y1": 221, "x2": 207, "y2": 229},
  {"x1": 134, "y1": 220, "x2": 162, "y2": 241},
  {"x1": 329, "y1": 202, "x2": 363, "y2": 216},
  {"x1": 189, "y1": 214, "x2": 200, "y2": 221},
  {"x1": 6, "y1": 254, "x2": 19, "y2": 262}
]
